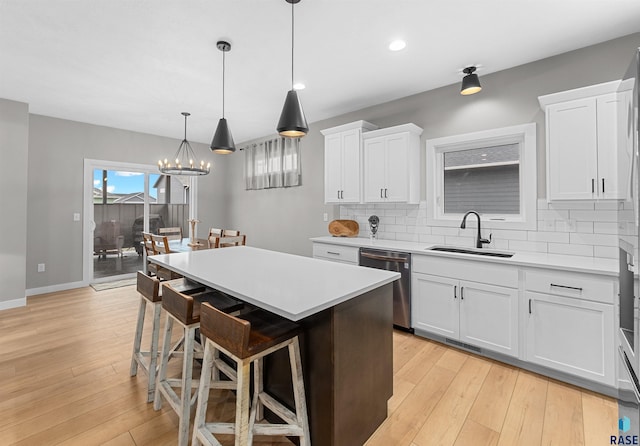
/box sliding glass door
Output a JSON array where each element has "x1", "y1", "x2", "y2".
[{"x1": 84, "y1": 159, "x2": 196, "y2": 284}]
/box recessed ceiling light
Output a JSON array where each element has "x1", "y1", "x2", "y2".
[
  {"x1": 389, "y1": 40, "x2": 406, "y2": 51},
  {"x1": 293, "y1": 82, "x2": 306, "y2": 90}
]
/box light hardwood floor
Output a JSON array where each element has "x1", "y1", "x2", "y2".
[{"x1": 0, "y1": 285, "x2": 618, "y2": 445}]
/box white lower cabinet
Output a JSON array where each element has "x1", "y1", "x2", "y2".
[
  {"x1": 412, "y1": 255, "x2": 519, "y2": 358},
  {"x1": 524, "y1": 269, "x2": 615, "y2": 386},
  {"x1": 312, "y1": 243, "x2": 359, "y2": 265}
]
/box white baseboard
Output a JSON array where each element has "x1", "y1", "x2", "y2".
[
  {"x1": 25, "y1": 280, "x2": 87, "y2": 297},
  {"x1": 0, "y1": 297, "x2": 27, "y2": 310}
]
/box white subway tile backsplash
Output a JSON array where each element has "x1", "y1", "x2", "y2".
[
  {"x1": 538, "y1": 209, "x2": 570, "y2": 220},
  {"x1": 547, "y1": 201, "x2": 595, "y2": 210},
  {"x1": 385, "y1": 224, "x2": 408, "y2": 233},
  {"x1": 340, "y1": 200, "x2": 620, "y2": 260},
  {"x1": 594, "y1": 245, "x2": 618, "y2": 259},
  {"x1": 419, "y1": 234, "x2": 446, "y2": 245},
  {"x1": 594, "y1": 201, "x2": 622, "y2": 210},
  {"x1": 593, "y1": 222, "x2": 619, "y2": 235},
  {"x1": 527, "y1": 231, "x2": 570, "y2": 243},
  {"x1": 575, "y1": 221, "x2": 594, "y2": 233},
  {"x1": 570, "y1": 210, "x2": 617, "y2": 222},
  {"x1": 569, "y1": 232, "x2": 617, "y2": 247},
  {"x1": 492, "y1": 229, "x2": 528, "y2": 241},
  {"x1": 548, "y1": 243, "x2": 594, "y2": 257},
  {"x1": 396, "y1": 233, "x2": 421, "y2": 242},
  {"x1": 432, "y1": 227, "x2": 462, "y2": 236},
  {"x1": 443, "y1": 236, "x2": 475, "y2": 247},
  {"x1": 508, "y1": 240, "x2": 548, "y2": 253}
]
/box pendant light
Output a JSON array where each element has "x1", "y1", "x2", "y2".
[
  {"x1": 460, "y1": 66, "x2": 482, "y2": 95},
  {"x1": 211, "y1": 40, "x2": 236, "y2": 154},
  {"x1": 277, "y1": 0, "x2": 309, "y2": 138},
  {"x1": 159, "y1": 112, "x2": 210, "y2": 175}
]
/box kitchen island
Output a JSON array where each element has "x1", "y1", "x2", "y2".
[{"x1": 149, "y1": 246, "x2": 400, "y2": 446}]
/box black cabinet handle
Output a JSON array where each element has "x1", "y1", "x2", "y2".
[
  {"x1": 380, "y1": 188, "x2": 383, "y2": 198},
  {"x1": 385, "y1": 188, "x2": 388, "y2": 198},
  {"x1": 529, "y1": 298, "x2": 532, "y2": 314},
  {"x1": 337, "y1": 190, "x2": 340, "y2": 199},
  {"x1": 550, "y1": 283, "x2": 583, "y2": 292},
  {"x1": 602, "y1": 178, "x2": 605, "y2": 193},
  {"x1": 454, "y1": 285, "x2": 457, "y2": 299},
  {"x1": 591, "y1": 178, "x2": 595, "y2": 193},
  {"x1": 340, "y1": 190, "x2": 343, "y2": 199},
  {"x1": 460, "y1": 286, "x2": 464, "y2": 300}
]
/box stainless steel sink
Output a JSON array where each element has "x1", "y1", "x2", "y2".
[{"x1": 426, "y1": 245, "x2": 515, "y2": 258}]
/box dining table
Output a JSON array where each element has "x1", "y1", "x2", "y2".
[{"x1": 148, "y1": 245, "x2": 400, "y2": 446}]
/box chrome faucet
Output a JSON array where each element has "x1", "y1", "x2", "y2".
[{"x1": 460, "y1": 210, "x2": 492, "y2": 248}]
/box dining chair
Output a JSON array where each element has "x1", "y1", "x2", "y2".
[
  {"x1": 219, "y1": 234, "x2": 246, "y2": 248},
  {"x1": 208, "y1": 227, "x2": 223, "y2": 238},
  {"x1": 141, "y1": 232, "x2": 158, "y2": 276},
  {"x1": 158, "y1": 226, "x2": 183, "y2": 241},
  {"x1": 222, "y1": 229, "x2": 240, "y2": 237},
  {"x1": 150, "y1": 234, "x2": 181, "y2": 280}
]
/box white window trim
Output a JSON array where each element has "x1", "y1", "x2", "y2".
[{"x1": 426, "y1": 123, "x2": 537, "y2": 230}]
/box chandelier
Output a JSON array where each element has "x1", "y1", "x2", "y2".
[{"x1": 158, "y1": 112, "x2": 211, "y2": 175}]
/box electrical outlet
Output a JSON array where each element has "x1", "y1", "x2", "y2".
[
  {"x1": 37, "y1": 263, "x2": 45, "y2": 272},
  {"x1": 323, "y1": 213, "x2": 328, "y2": 222},
  {"x1": 73, "y1": 213, "x2": 80, "y2": 221}
]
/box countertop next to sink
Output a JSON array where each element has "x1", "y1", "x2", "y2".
[{"x1": 310, "y1": 236, "x2": 618, "y2": 277}]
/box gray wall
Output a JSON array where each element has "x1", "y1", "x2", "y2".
[
  {"x1": 0, "y1": 99, "x2": 29, "y2": 306},
  {"x1": 26, "y1": 115, "x2": 226, "y2": 290},
  {"x1": 213, "y1": 32, "x2": 640, "y2": 258}
]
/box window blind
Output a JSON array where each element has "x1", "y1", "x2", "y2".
[{"x1": 443, "y1": 143, "x2": 520, "y2": 214}]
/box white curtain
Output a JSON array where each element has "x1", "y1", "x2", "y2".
[{"x1": 244, "y1": 137, "x2": 301, "y2": 190}]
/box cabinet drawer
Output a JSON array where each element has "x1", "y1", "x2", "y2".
[
  {"x1": 413, "y1": 254, "x2": 518, "y2": 288},
  {"x1": 312, "y1": 243, "x2": 359, "y2": 264},
  {"x1": 525, "y1": 269, "x2": 614, "y2": 304}
]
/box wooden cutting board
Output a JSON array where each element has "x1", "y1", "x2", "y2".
[{"x1": 328, "y1": 220, "x2": 359, "y2": 237}]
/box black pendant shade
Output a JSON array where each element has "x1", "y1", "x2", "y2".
[
  {"x1": 278, "y1": 0, "x2": 308, "y2": 138},
  {"x1": 277, "y1": 89, "x2": 308, "y2": 138},
  {"x1": 460, "y1": 66, "x2": 482, "y2": 95},
  {"x1": 211, "y1": 117, "x2": 235, "y2": 154},
  {"x1": 211, "y1": 40, "x2": 236, "y2": 154}
]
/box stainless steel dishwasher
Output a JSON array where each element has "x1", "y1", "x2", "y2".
[{"x1": 359, "y1": 247, "x2": 412, "y2": 331}]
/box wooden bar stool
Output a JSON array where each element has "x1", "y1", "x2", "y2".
[
  {"x1": 130, "y1": 272, "x2": 205, "y2": 402},
  {"x1": 154, "y1": 283, "x2": 243, "y2": 446},
  {"x1": 192, "y1": 303, "x2": 310, "y2": 446}
]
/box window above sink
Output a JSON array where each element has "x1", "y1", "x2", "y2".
[{"x1": 426, "y1": 123, "x2": 537, "y2": 231}]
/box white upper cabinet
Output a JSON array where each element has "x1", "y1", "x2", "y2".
[
  {"x1": 321, "y1": 121, "x2": 378, "y2": 204},
  {"x1": 362, "y1": 124, "x2": 422, "y2": 204},
  {"x1": 539, "y1": 80, "x2": 627, "y2": 200}
]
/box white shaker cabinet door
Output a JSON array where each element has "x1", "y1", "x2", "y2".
[
  {"x1": 459, "y1": 281, "x2": 519, "y2": 357},
  {"x1": 324, "y1": 133, "x2": 343, "y2": 203},
  {"x1": 412, "y1": 273, "x2": 459, "y2": 338},
  {"x1": 547, "y1": 97, "x2": 598, "y2": 200},
  {"x1": 363, "y1": 137, "x2": 387, "y2": 203},
  {"x1": 525, "y1": 291, "x2": 615, "y2": 386},
  {"x1": 596, "y1": 92, "x2": 625, "y2": 199},
  {"x1": 384, "y1": 133, "x2": 409, "y2": 202},
  {"x1": 340, "y1": 129, "x2": 362, "y2": 203}
]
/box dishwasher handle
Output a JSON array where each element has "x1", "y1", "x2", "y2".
[{"x1": 360, "y1": 252, "x2": 409, "y2": 263}]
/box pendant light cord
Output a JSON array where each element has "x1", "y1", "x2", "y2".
[
  {"x1": 222, "y1": 49, "x2": 226, "y2": 119},
  {"x1": 291, "y1": 0, "x2": 294, "y2": 89},
  {"x1": 183, "y1": 114, "x2": 187, "y2": 140}
]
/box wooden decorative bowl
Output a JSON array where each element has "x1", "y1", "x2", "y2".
[{"x1": 328, "y1": 220, "x2": 359, "y2": 237}]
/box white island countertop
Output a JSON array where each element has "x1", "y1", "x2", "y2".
[{"x1": 149, "y1": 246, "x2": 400, "y2": 321}]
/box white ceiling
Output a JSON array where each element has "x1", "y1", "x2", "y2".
[{"x1": 1, "y1": 0, "x2": 639, "y2": 145}]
